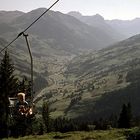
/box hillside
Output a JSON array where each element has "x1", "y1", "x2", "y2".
[
  {"x1": 0, "y1": 8, "x2": 126, "y2": 94},
  {"x1": 0, "y1": 36, "x2": 72, "y2": 93},
  {"x1": 40, "y1": 34, "x2": 140, "y2": 119},
  {"x1": 0, "y1": 10, "x2": 24, "y2": 23}
]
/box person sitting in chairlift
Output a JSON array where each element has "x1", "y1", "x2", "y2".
[{"x1": 16, "y1": 92, "x2": 33, "y2": 117}]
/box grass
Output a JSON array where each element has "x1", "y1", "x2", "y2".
[{"x1": 3, "y1": 128, "x2": 138, "y2": 140}]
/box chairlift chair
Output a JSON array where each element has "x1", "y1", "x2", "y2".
[{"x1": 9, "y1": 33, "x2": 35, "y2": 121}]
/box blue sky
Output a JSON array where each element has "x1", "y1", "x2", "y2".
[{"x1": 0, "y1": 0, "x2": 140, "y2": 20}]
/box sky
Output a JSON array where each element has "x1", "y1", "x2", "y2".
[{"x1": 0, "y1": 0, "x2": 140, "y2": 20}]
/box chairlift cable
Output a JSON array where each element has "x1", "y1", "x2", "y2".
[
  {"x1": 0, "y1": 0, "x2": 60, "y2": 54},
  {"x1": 0, "y1": 35, "x2": 20, "y2": 54},
  {"x1": 22, "y1": 0, "x2": 60, "y2": 33}
]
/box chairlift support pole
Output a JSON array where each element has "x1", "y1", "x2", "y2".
[{"x1": 23, "y1": 33, "x2": 33, "y2": 103}]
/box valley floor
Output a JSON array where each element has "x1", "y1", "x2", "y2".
[{"x1": 3, "y1": 128, "x2": 138, "y2": 140}]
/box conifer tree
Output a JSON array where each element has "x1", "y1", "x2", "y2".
[
  {"x1": 118, "y1": 102, "x2": 132, "y2": 128},
  {"x1": 42, "y1": 102, "x2": 51, "y2": 132},
  {"x1": 126, "y1": 102, "x2": 133, "y2": 128},
  {"x1": 0, "y1": 51, "x2": 18, "y2": 138},
  {"x1": 0, "y1": 51, "x2": 18, "y2": 97}
]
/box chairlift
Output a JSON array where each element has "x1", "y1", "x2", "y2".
[
  {"x1": 9, "y1": 33, "x2": 35, "y2": 121},
  {"x1": 7, "y1": 0, "x2": 60, "y2": 114}
]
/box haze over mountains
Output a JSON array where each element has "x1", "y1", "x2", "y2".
[
  {"x1": 107, "y1": 18, "x2": 140, "y2": 37},
  {"x1": 0, "y1": 8, "x2": 140, "y2": 119},
  {"x1": 68, "y1": 11, "x2": 140, "y2": 38},
  {"x1": 68, "y1": 11, "x2": 124, "y2": 41},
  {"x1": 1, "y1": 9, "x2": 140, "y2": 53},
  {"x1": 0, "y1": 8, "x2": 124, "y2": 52}
]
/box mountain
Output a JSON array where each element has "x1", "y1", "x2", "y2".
[
  {"x1": 0, "y1": 10, "x2": 24, "y2": 23},
  {"x1": 69, "y1": 11, "x2": 140, "y2": 40},
  {"x1": 66, "y1": 34, "x2": 140, "y2": 80},
  {"x1": 0, "y1": 11, "x2": 23, "y2": 35},
  {"x1": 42, "y1": 34, "x2": 140, "y2": 119},
  {"x1": 107, "y1": 18, "x2": 140, "y2": 37},
  {"x1": 68, "y1": 11, "x2": 125, "y2": 41},
  {"x1": 68, "y1": 11, "x2": 83, "y2": 19},
  {"x1": 0, "y1": 8, "x2": 125, "y2": 52},
  {"x1": 0, "y1": 8, "x2": 127, "y2": 94}
]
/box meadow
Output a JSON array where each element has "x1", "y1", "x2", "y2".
[{"x1": 3, "y1": 128, "x2": 138, "y2": 140}]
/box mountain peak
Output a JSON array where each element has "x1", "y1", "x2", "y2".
[
  {"x1": 68, "y1": 11, "x2": 82, "y2": 18},
  {"x1": 92, "y1": 14, "x2": 104, "y2": 21},
  {"x1": 29, "y1": 7, "x2": 48, "y2": 14}
]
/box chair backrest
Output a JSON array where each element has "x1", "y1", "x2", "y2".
[{"x1": 9, "y1": 97, "x2": 17, "y2": 107}]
